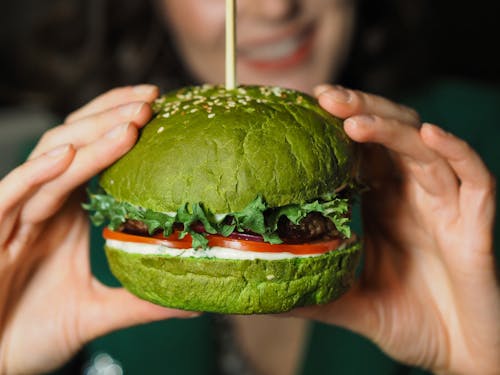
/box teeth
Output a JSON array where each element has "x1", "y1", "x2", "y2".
[{"x1": 240, "y1": 35, "x2": 302, "y2": 61}]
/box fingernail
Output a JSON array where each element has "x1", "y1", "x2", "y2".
[
  {"x1": 182, "y1": 312, "x2": 202, "y2": 319},
  {"x1": 323, "y1": 85, "x2": 352, "y2": 103},
  {"x1": 344, "y1": 118, "x2": 357, "y2": 127},
  {"x1": 106, "y1": 123, "x2": 129, "y2": 139},
  {"x1": 344, "y1": 115, "x2": 376, "y2": 133},
  {"x1": 313, "y1": 84, "x2": 332, "y2": 97},
  {"x1": 119, "y1": 102, "x2": 144, "y2": 117},
  {"x1": 133, "y1": 84, "x2": 157, "y2": 95},
  {"x1": 423, "y1": 123, "x2": 449, "y2": 137},
  {"x1": 46, "y1": 144, "x2": 71, "y2": 157}
]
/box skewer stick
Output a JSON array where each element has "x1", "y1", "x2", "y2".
[{"x1": 225, "y1": 0, "x2": 236, "y2": 90}]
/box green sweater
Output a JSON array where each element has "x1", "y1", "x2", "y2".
[{"x1": 55, "y1": 79, "x2": 500, "y2": 375}]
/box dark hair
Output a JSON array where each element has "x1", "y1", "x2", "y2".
[
  {"x1": 343, "y1": 0, "x2": 433, "y2": 95},
  {"x1": 0, "y1": 0, "x2": 488, "y2": 117},
  {"x1": 1, "y1": 0, "x2": 188, "y2": 115}
]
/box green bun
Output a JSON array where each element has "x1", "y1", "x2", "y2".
[
  {"x1": 100, "y1": 85, "x2": 357, "y2": 213},
  {"x1": 98, "y1": 85, "x2": 361, "y2": 314},
  {"x1": 105, "y1": 242, "x2": 361, "y2": 314}
]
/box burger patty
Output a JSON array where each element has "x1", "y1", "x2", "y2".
[
  {"x1": 277, "y1": 212, "x2": 341, "y2": 243},
  {"x1": 118, "y1": 219, "x2": 150, "y2": 236},
  {"x1": 119, "y1": 211, "x2": 342, "y2": 244}
]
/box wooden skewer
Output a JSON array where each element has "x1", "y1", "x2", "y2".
[{"x1": 225, "y1": 0, "x2": 236, "y2": 90}]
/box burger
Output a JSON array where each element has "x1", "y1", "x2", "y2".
[{"x1": 84, "y1": 85, "x2": 361, "y2": 314}]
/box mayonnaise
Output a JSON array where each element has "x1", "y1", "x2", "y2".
[{"x1": 106, "y1": 239, "x2": 326, "y2": 260}]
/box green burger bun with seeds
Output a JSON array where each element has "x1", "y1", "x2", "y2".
[{"x1": 85, "y1": 85, "x2": 361, "y2": 314}]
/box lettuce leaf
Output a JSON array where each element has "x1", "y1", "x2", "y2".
[{"x1": 83, "y1": 190, "x2": 351, "y2": 249}]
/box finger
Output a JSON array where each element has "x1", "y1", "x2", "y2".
[
  {"x1": 0, "y1": 144, "x2": 75, "y2": 210},
  {"x1": 0, "y1": 145, "x2": 75, "y2": 245},
  {"x1": 292, "y1": 285, "x2": 380, "y2": 341},
  {"x1": 421, "y1": 123, "x2": 496, "y2": 229},
  {"x1": 21, "y1": 123, "x2": 138, "y2": 223},
  {"x1": 29, "y1": 101, "x2": 152, "y2": 159},
  {"x1": 315, "y1": 84, "x2": 420, "y2": 126},
  {"x1": 65, "y1": 84, "x2": 159, "y2": 124},
  {"x1": 420, "y1": 123, "x2": 495, "y2": 191},
  {"x1": 345, "y1": 115, "x2": 459, "y2": 197},
  {"x1": 83, "y1": 283, "x2": 198, "y2": 343}
]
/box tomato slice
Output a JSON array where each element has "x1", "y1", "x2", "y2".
[{"x1": 102, "y1": 227, "x2": 342, "y2": 255}]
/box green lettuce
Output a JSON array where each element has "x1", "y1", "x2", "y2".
[{"x1": 83, "y1": 191, "x2": 351, "y2": 249}]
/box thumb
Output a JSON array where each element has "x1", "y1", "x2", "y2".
[
  {"x1": 81, "y1": 281, "x2": 199, "y2": 342},
  {"x1": 293, "y1": 285, "x2": 380, "y2": 340}
]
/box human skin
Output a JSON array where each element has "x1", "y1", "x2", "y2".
[
  {"x1": 294, "y1": 85, "x2": 500, "y2": 375},
  {"x1": 157, "y1": 1, "x2": 500, "y2": 372},
  {"x1": 1, "y1": 84, "x2": 498, "y2": 375},
  {"x1": 0, "y1": 86, "x2": 197, "y2": 374},
  {"x1": 1, "y1": 0, "x2": 499, "y2": 374},
  {"x1": 156, "y1": 0, "x2": 355, "y2": 94}
]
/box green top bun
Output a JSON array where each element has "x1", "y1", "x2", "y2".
[{"x1": 100, "y1": 85, "x2": 356, "y2": 213}]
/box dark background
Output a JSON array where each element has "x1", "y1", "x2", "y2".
[
  {"x1": 0, "y1": 0, "x2": 499, "y2": 111},
  {"x1": 426, "y1": 1, "x2": 499, "y2": 83},
  {"x1": 1, "y1": 0, "x2": 498, "y2": 178}
]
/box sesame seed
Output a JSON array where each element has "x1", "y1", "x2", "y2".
[
  {"x1": 271, "y1": 87, "x2": 282, "y2": 96},
  {"x1": 208, "y1": 113, "x2": 215, "y2": 119},
  {"x1": 157, "y1": 126, "x2": 165, "y2": 133}
]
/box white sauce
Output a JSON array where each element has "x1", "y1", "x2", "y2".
[{"x1": 106, "y1": 239, "x2": 325, "y2": 260}]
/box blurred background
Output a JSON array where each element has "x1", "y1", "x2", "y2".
[
  {"x1": 0, "y1": 0, "x2": 499, "y2": 178},
  {"x1": 0, "y1": 2, "x2": 499, "y2": 374}
]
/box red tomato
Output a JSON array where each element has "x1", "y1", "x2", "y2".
[{"x1": 103, "y1": 228, "x2": 342, "y2": 255}]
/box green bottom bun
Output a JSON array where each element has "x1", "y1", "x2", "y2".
[{"x1": 104, "y1": 242, "x2": 361, "y2": 314}]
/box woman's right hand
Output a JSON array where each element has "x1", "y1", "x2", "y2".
[{"x1": 0, "y1": 85, "x2": 194, "y2": 374}]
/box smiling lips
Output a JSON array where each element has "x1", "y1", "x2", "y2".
[{"x1": 238, "y1": 24, "x2": 315, "y2": 71}]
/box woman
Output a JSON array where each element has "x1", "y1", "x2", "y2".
[{"x1": 1, "y1": 1, "x2": 499, "y2": 374}]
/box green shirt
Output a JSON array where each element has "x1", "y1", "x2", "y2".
[{"x1": 55, "y1": 79, "x2": 500, "y2": 375}]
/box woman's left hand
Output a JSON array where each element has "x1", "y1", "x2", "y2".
[{"x1": 294, "y1": 85, "x2": 500, "y2": 375}]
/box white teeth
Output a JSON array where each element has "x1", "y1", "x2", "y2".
[{"x1": 240, "y1": 35, "x2": 302, "y2": 61}]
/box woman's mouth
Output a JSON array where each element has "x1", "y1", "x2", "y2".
[{"x1": 238, "y1": 24, "x2": 315, "y2": 71}]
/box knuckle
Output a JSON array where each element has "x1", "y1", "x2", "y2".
[
  {"x1": 459, "y1": 137, "x2": 471, "y2": 148},
  {"x1": 38, "y1": 126, "x2": 59, "y2": 145},
  {"x1": 19, "y1": 160, "x2": 43, "y2": 186},
  {"x1": 486, "y1": 173, "x2": 496, "y2": 193},
  {"x1": 64, "y1": 111, "x2": 78, "y2": 123},
  {"x1": 402, "y1": 105, "x2": 420, "y2": 124},
  {"x1": 39, "y1": 124, "x2": 67, "y2": 145},
  {"x1": 454, "y1": 137, "x2": 472, "y2": 156},
  {"x1": 3, "y1": 161, "x2": 38, "y2": 194},
  {"x1": 109, "y1": 85, "x2": 131, "y2": 96},
  {"x1": 351, "y1": 89, "x2": 366, "y2": 111},
  {"x1": 475, "y1": 173, "x2": 497, "y2": 208}
]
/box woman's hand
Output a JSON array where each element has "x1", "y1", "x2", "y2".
[
  {"x1": 0, "y1": 85, "x2": 194, "y2": 374},
  {"x1": 296, "y1": 85, "x2": 500, "y2": 374}
]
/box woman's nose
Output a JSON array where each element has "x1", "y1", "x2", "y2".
[{"x1": 238, "y1": 0, "x2": 299, "y2": 22}]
